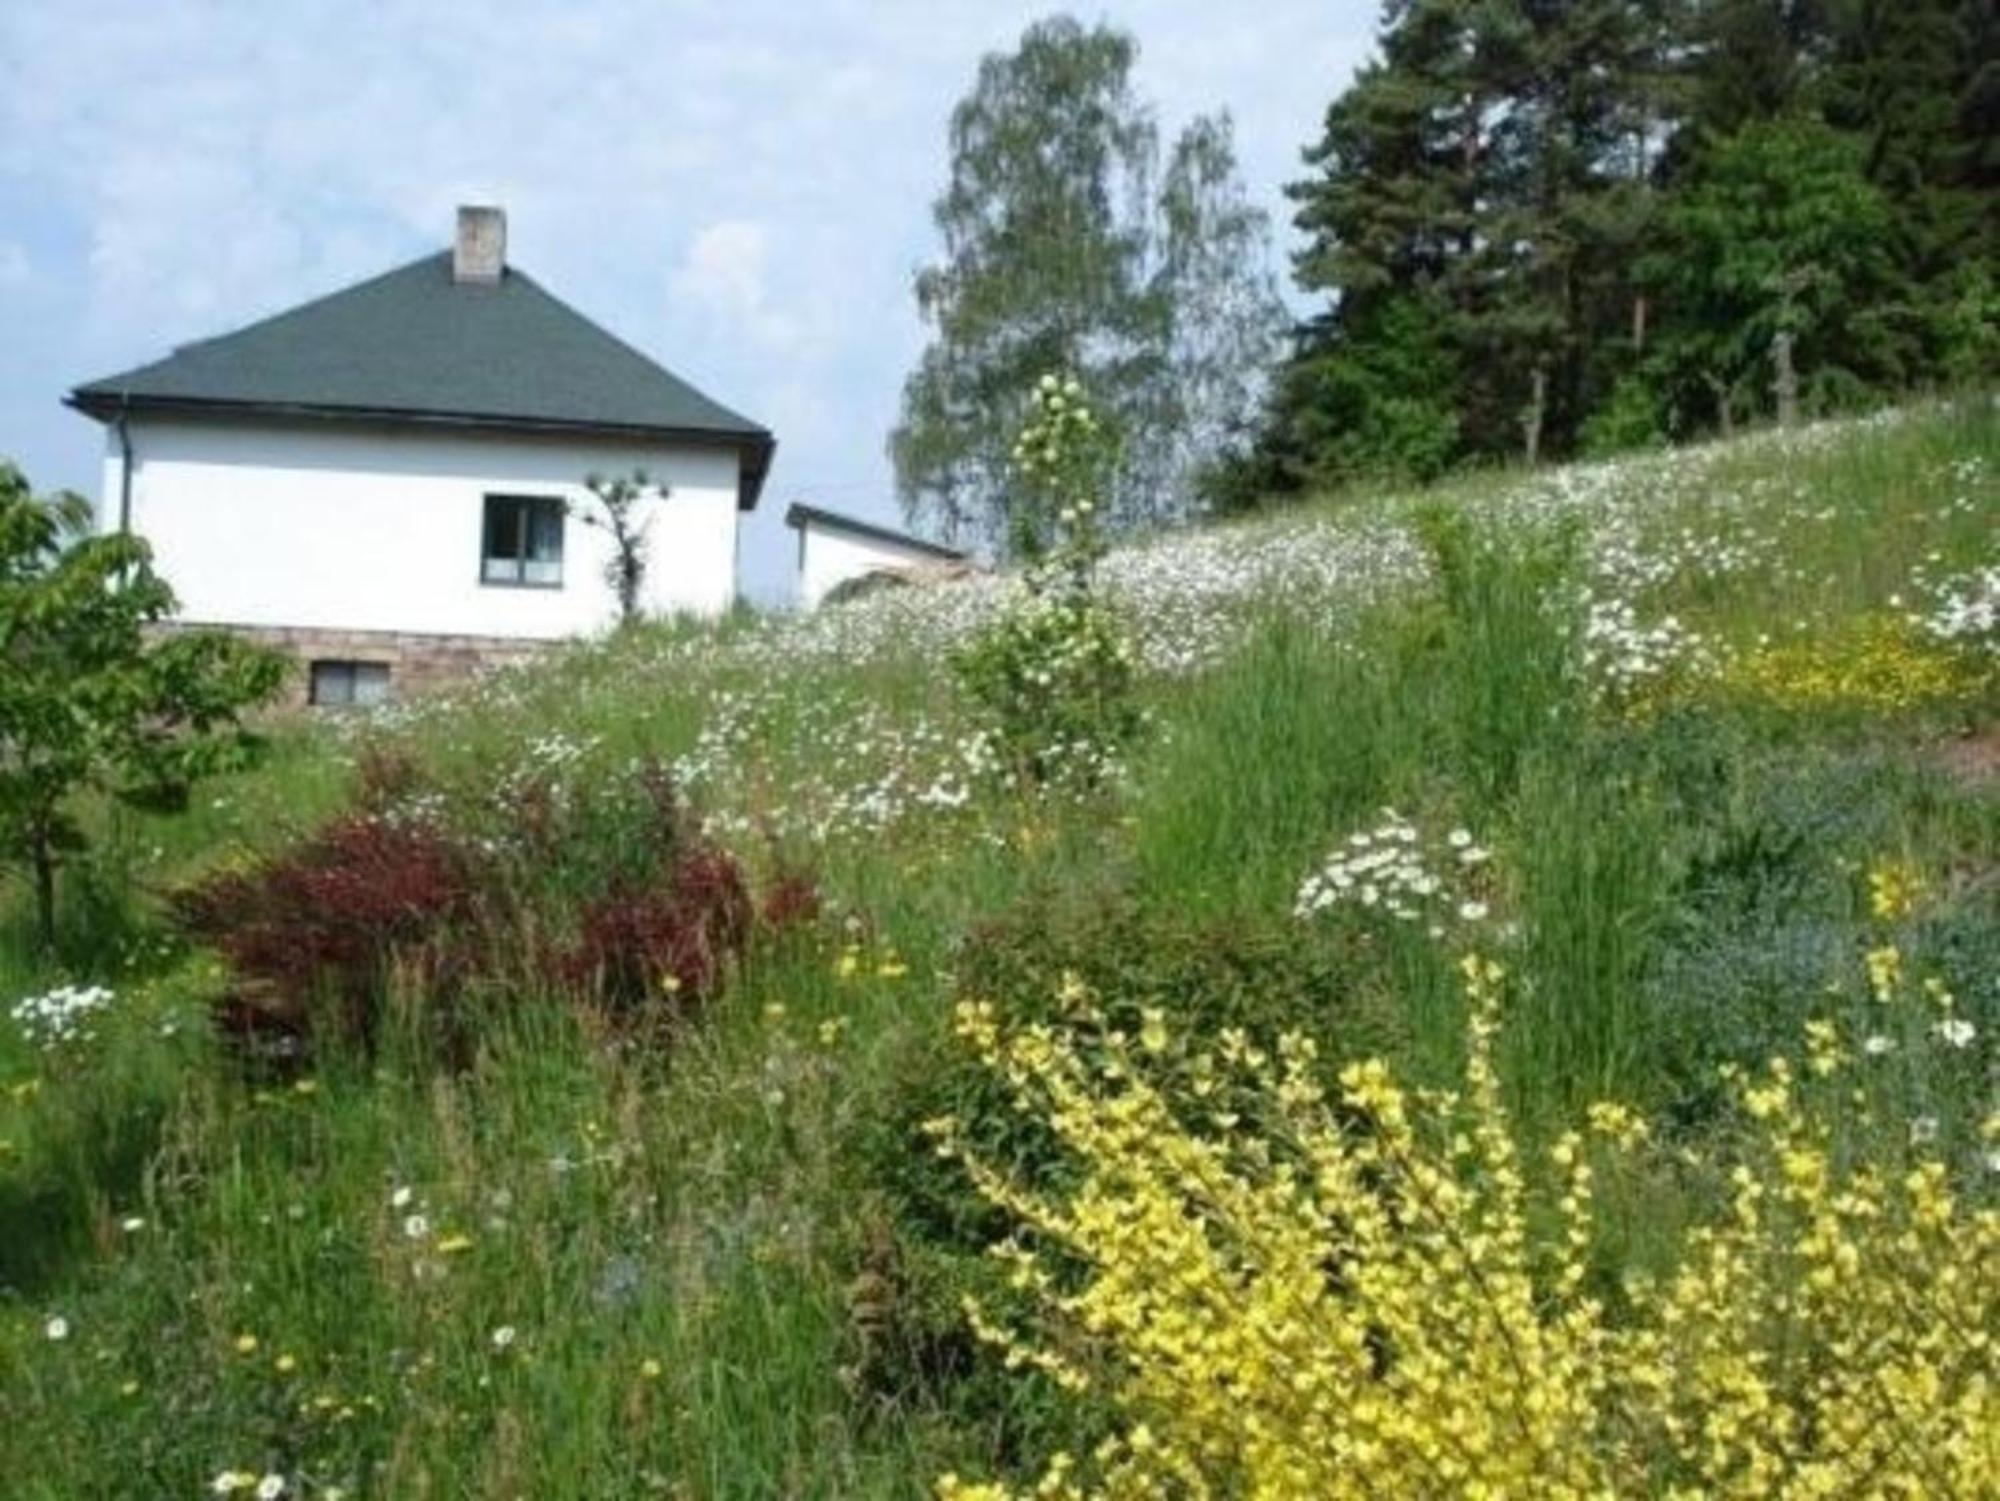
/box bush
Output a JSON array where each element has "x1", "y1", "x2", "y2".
[
  {"x1": 564, "y1": 849, "x2": 752, "y2": 1017},
  {"x1": 1578, "y1": 373, "x2": 1667, "y2": 457},
  {"x1": 931, "y1": 956, "x2": 1996, "y2": 1499},
  {"x1": 854, "y1": 893, "x2": 1401, "y2": 1457},
  {"x1": 876, "y1": 894, "x2": 1402, "y2": 1250},
  {"x1": 173, "y1": 755, "x2": 778, "y2": 1067},
  {"x1": 172, "y1": 815, "x2": 481, "y2": 1056}
]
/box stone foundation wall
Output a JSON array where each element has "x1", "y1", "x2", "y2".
[{"x1": 154, "y1": 621, "x2": 551, "y2": 709}]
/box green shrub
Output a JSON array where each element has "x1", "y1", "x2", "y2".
[{"x1": 1579, "y1": 373, "x2": 1667, "y2": 457}]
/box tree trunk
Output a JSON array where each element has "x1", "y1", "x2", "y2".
[
  {"x1": 1522, "y1": 364, "x2": 1548, "y2": 466},
  {"x1": 31, "y1": 832, "x2": 55, "y2": 955},
  {"x1": 1631, "y1": 294, "x2": 1648, "y2": 353},
  {"x1": 1704, "y1": 372, "x2": 1735, "y2": 440},
  {"x1": 1772, "y1": 331, "x2": 1799, "y2": 429}
]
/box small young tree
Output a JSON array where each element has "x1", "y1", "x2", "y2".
[
  {"x1": 951, "y1": 375, "x2": 1144, "y2": 792},
  {"x1": 574, "y1": 470, "x2": 665, "y2": 626},
  {"x1": 0, "y1": 463, "x2": 284, "y2": 950}
]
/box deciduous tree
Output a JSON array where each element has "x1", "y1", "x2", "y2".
[{"x1": 0, "y1": 463, "x2": 283, "y2": 950}]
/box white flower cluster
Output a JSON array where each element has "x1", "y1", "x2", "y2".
[
  {"x1": 1583, "y1": 595, "x2": 1709, "y2": 699},
  {"x1": 11, "y1": 982, "x2": 115, "y2": 1050},
  {"x1": 324, "y1": 403, "x2": 1980, "y2": 862},
  {"x1": 1294, "y1": 812, "x2": 1494, "y2": 935},
  {"x1": 1911, "y1": 564, "x2": 1998, "y2": 648}
]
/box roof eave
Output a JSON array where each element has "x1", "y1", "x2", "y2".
[
  {"x1": 784, "y1": 501, "x2": 966, "y2": 561},
  {"x1": 66, "y1": 390, "x2": 777, "y2": 511}
]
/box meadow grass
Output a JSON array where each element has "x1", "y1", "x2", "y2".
[{"x1": 0, "y1": 400, "x2": 1993, "y2": 1497}]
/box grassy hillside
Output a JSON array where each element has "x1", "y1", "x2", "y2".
[{"x1": 2, "y1": 401, "x2": 1995, "y2": 1498}]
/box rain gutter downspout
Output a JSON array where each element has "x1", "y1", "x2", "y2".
[
  {"x1": 115, "y1": 396, "x2": 137, "y2": 536},
  {"x1": 115, "y1": 392, "x2": 135, "y2": 536}
]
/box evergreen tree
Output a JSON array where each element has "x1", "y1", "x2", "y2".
[
  {"x1": 1819, "y1": 0, "x2": 1999, "y2": 376},
  {"x1": 1270, "y1": 0, "x2": 1516, "y2": 484},
  {"x1": 1238, "y1": 0, "x2": 1989, "y2": 500}
]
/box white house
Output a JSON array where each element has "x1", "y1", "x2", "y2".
[
  {"x1": 67, "y1": 206, "x2": 773, "y2": 705},
  {"x1": 786, "y1": 502, "x2": 967, "y2": 609}
]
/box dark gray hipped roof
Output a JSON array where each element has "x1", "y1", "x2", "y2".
[{"x1": 68, "y1": 252, "x2": 774, "y2": 508}]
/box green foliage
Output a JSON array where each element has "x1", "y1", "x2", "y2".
[
  {"x1": 1254, "y1": 0, "x2": 1997, "y2": 485},
  {"x1": 890, "y1": 16, "x2": 1283, "y2": 545},
  {"x1": 1411, "y1": 506, "x2": 1586, "y2": 804},
  {"x1": 951, "y1": 378, "x2": 1144, "y2": 791},
  {"x1": 1228, "y1": 295, "x2": 1463, "y2": 503},
  {"x1": 1578, "y1": 372, "x2": 1668, "y2": 457},
  {"x1": 1651, "y1": 118, "x2": 1912, "y2": 426},
  {"x1": 0, "y1": 463, "x2": 283, "y2": 951}
]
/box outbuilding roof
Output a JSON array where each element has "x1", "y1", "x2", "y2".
[
  {"x1": 68, "y1": 251, "x2": 775, "y2": 508},
  {"x1": 785, "y1": 501, "x2": 966, "y2": 561}
]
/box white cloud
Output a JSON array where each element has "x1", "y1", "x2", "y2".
[{"x1": 670, "y1": 219, "x2": 796, "y2": 349}]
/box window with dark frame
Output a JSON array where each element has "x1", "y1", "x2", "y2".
[
  {"x1": 309, "y1": 660, "x2": 392, "y2": 708},
  {"x1": 482, "y1": 494, "x2": 565, "y2": 586}
]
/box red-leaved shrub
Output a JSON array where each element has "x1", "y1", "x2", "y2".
[
  {"x1": 173, "y1": 816, "x2": 480, "y2": 1050},
  {"x1": 176, "y1": 753, "x2": 811, "y2": 1071},
  {"x1": 564, "y1": 844, "x2": 753, "y2": 1014},
  {"x1": 761, "y1": 866, "x2": 824, "y2": 931}
]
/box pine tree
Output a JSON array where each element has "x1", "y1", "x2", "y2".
[
  {"x1": 1819, "y1": 0, "x2": 1999, "y2": 376},
  {"x1": 1274, "y1": 0, "x2": 1518, "y2": 479}
]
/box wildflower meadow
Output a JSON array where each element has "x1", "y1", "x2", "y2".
[{"x1": 2, "y1": 397, "x2": 1995, "y2": 1497}]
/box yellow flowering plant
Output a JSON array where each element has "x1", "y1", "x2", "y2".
[
  {"x1": 1703, "y1": 613, "x2": 1986, "y2": 717},
  {"x1": 930, "y1": 958, "x2": 1995, "y2": 1499}
]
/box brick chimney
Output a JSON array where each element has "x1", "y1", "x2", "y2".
[{"x1": 453, "y1": 205, "x2": 506, "y2": 284}]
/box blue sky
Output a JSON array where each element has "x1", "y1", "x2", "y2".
[{"x1": 0, "y1": 2, "x2": 1372, "y2": 604}]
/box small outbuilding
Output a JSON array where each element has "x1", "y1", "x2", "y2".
[{"x1": 786, "y1": 502, "x2": 968, "y2": 608}]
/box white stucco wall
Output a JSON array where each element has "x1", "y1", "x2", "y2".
[
  {"x1": 102, "y1": 415, "x2": 744, "y2": 638},
  {"x1": 796, "y1": 520, "x2": 954, "y2": 609}
]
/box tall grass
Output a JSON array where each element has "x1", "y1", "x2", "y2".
[{"x1": 1, "y1": 400, "x2": 1993, "y2": 1497}]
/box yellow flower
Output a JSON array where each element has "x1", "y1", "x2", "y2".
[
  {"x1": 233, "y1": 1333, "x2": 259, "y2": 1356},
  {"x1": 274, "y1": 1353, "x2": 297, "y2": 1375},
  {"x1": 1867, "y1": 857, "x2": 1924, "y2": 921},
  {"x1": 640, "y1": 1357, "x2": 663, "y2": 1381},
  {"x1": 930, "y1": 949, "x2": 1995, "y2": 1500},
  {"x1": 435, "y1": 1233, "x2": 475, "y2": 1255},
  {"x1": 1865, "y1": 944, "x2": 1901, "y2": 1004}
]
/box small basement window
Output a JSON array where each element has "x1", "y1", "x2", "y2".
[
  {"x1": 482, "y1": 494, "x2": 565, "y2": 586},
  {"x1": 309, "y1": 660, "x2": 392, "y2": 708}
]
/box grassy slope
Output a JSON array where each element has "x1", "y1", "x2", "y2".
[{"x1": 1, "y1": 400, "x2": 1994, "y2": 1498}]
